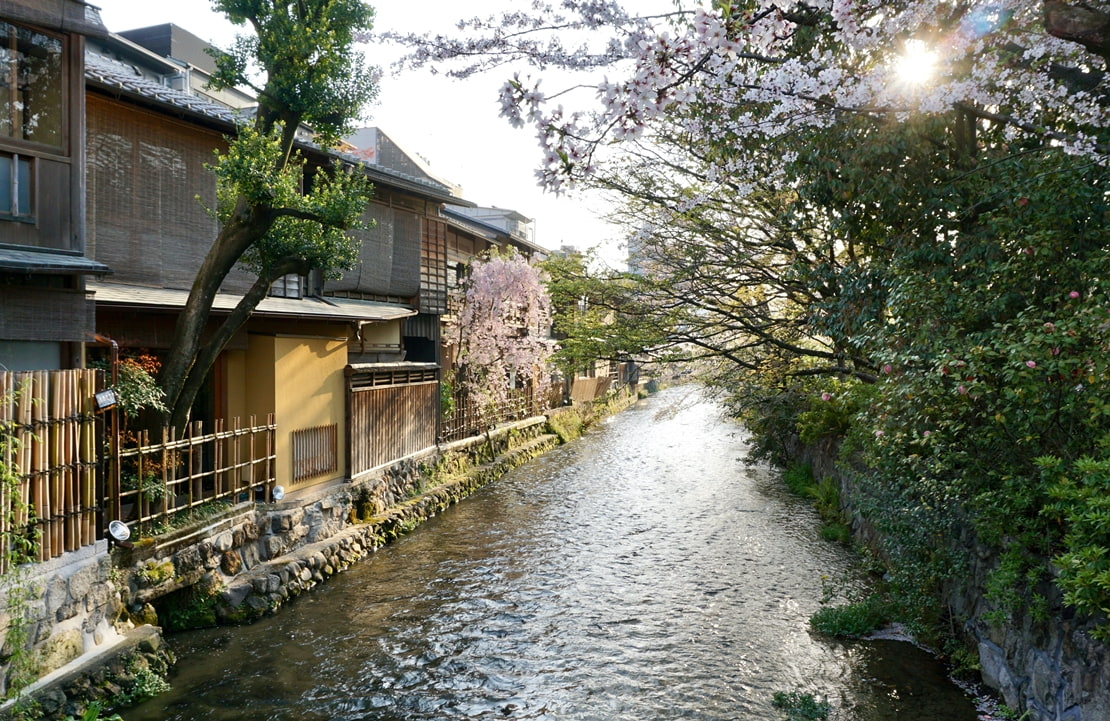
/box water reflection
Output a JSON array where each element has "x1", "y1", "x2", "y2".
[{"x1": 130, "y1": 388, "x2": 977, "y2": 720}]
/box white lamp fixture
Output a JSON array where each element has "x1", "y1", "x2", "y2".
[{"x1": 108, "y1": 520, "x2": 131, "y2": 542}]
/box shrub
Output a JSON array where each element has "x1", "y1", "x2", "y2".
[
  {"x1": 810, "y1": 595, "x2": 891, "y2": 638},
  {"x1": 771, "y1": 691, "x2": 831, "y2": 720}
]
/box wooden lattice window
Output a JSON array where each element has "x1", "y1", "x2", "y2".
[{"x1": 291, "y1": 423, "x2": 338, "y2": 483}]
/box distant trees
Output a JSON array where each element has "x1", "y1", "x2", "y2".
[
  {"x1": 541, "y1": 251, "x2": 671, "y2": 377},
  {"x1": 160, "y1": 0, "x2": 379, "y2": 429}
]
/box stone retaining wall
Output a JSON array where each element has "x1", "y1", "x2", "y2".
[
  {"x1": 792, "y1": 439, "x2": 1110, "y2": 721},
  {"x1": 0, "y1": 542, "x2": 122, "y2": 701},
  {"x1": 0, "y1": 626, "x2": 173, "y2": 721},
  {"x1": 113, "y1": 417, "x2": 555, "y2": 631}
]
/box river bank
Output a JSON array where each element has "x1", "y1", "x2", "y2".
[
  {"x1": 1, "y1": 388, "x2": 642, "y2": 720},
  {"x1": 126, "y1": 387, "x2": 979, "y2": 721}
]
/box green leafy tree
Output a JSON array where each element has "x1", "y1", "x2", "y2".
[
  {"x1": 541, "y1": 251, "x2": 671, "y2": 377},
  {"x1": 159, "y1": 0, "x2": 379, "y2": 429}
]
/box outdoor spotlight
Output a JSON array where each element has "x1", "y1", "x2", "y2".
[
  {"x1": 108, "y1": 520, "x2": 133, "y2": 548},
  {"x1": 272, "y1": 485, "x2": 285, "y2": 502},
  {"x1": 94, "y1": 388, "x2": 119, "y2": 412}
]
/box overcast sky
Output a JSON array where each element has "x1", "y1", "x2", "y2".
[{"x1": 93, "y1": 0, "x2": 628, "y2": 264}]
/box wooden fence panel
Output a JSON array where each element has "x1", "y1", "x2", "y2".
[
  {"x1": 0, "y1": 369, "x2": 100, "y2": 571},
  {"x1": 438, "y1": 383, "x2": 554, "y2": 444},
  {"x1": 349, "y1": 380, "x2": 438, "y2": 478}
]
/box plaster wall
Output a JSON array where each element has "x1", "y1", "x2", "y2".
[{"x1": 273, "y1": 334, "x2": 348, "y2": 487}]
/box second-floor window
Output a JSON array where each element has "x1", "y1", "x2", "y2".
[
  {"x1": 0, "y1": 151, "x2": 31, "y2": 219},
  {"x1": 1, "y1": 22, "x2": 63, "y2": 148},
  {"x1": 270, "y1": 273, "x2": 304, "y2": 299}
]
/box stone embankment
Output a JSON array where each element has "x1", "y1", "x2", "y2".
[
  {"x1": 792, "y1": 440, "x2": 1110, "y2": 721},
  {"x1": 2, "y1": 391, "x2": 637, "y2": 720}
]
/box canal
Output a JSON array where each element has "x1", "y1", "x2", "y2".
[{"x1": 129, "y1": 387, "x2": 979, "y2": 720}]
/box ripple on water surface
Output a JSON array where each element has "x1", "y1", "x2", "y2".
[{"x1": 130, "y1": 387, "x2": 979, "y2": 721}]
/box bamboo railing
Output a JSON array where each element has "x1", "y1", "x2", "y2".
[
  {"x1": 0, "y1": 370, "x2": 101, "y2": 571},
  {"x1": 115, "y1": 415, "x2": 276, "y2": 537}
]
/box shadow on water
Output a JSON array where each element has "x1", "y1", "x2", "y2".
[{"x1": 128, "y1": 387, "x2": 980, "y2": 721}]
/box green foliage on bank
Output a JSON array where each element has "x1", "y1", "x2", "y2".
[
  {"x1": 771, "y1": 691, "x2": 831, "y2": 720},
  {"x1": 706, "y1": 126, "x2": 1110, "y2": 644}
]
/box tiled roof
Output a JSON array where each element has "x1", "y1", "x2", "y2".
[
  {"x1": 88, "y1": 282, "x2": 416, "y2": 323},
  {"x1": 85, "y1": 51, "x2": 244, "y2": 125}
]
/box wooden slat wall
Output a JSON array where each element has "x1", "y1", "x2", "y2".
[
  {"x1": 569, "y1": 376, "x2": 612, "y2": 405},
  {"x1": 349, "y1": 380, "x2": 438, "y2": 478},
  {"x1": 0, "y1": 370, "x2": 100, "y2": 572}
]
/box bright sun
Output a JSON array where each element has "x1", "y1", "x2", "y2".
[{"x1": 893, "y1": 39, "x2": 938, "y2": 85}]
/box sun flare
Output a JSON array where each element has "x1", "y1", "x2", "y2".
[{"x1": 893, "y1": 39, "x2": 938, "y2": 86}]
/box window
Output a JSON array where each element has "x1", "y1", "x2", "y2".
[
  {"x1": 270, "y1": 273, "x2": 303, "y2": 299},
  {"x1": 0, "y1": 151, "x2": 32, "y2": 219},
  {"x1": 0, "y1": 22, "x2": 63, "y2": 148}
]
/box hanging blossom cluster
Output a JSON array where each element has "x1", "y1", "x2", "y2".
[
  {"x1": 389, "y1": 1, "x2": 1110, "y2": 196},
  {"x1": 448, "y1": 251, "x2": 554, "y2": 414}
]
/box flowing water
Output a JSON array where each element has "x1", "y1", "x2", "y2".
[{"x1": 129, "y1": 388, "x2": 979, "y2": 720}]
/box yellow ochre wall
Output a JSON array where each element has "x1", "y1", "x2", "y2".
[
  {"x1": 274, "y1": 333, "x2": 348, "y2": 487},
  {"x1": 241, "y1": 328, "x2": 349, "y2": 489},
  {"x1": 224, "y1": 349, "x2": 249, "y2": 423},
  {"x1": 358, "y1": 321, "x2": 400, "y2": 347}
]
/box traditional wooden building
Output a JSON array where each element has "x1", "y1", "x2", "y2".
[
  {"x1": 82, "y1": 27, "x2": 473, "y2": 495},
  {"x1": 0, "y1": 0, "x2": 110, "y2": 371}
]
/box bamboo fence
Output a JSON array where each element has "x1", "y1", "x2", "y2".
[
  {"x1": 0, "y1": 370, "x2": 101, "y2": 572},
  {"x1": 116, "y1": 415, "x2": 276, "y2": 536}
]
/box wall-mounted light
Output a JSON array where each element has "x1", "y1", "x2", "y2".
[{"x1": 94, "y1": 388, "x2": 119, "y2": 413}]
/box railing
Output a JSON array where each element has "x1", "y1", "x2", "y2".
[
  {"x1": 114, "y1": 415, "x2": 276, "y2": 537},
  {"x1": 0, "y1": 370, "x2": 101, "y2": 571},
  {"x1": 439, "y1": 383, "x2": 560, "y2": 444}
]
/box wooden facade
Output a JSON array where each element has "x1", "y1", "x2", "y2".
[
  {"x1": 347, "y1": 365, "x2": 439, "y2": 479},
  {"x1": 0, "y1": 3, "x2": 109, "y2": 367}
]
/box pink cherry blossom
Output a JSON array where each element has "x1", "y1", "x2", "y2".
[
  {"x1": 447, "y1": 250, "x2": 553, "y2": 423},
  {"x1": 388, "y1": 2, "x2": 1110, "y2": 197}
]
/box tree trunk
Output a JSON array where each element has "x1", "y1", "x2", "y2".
[
  {"x1": 168, "y1": 257, "x2": 304, "y2": 430},
  {"x1": 160, "y1": 201, "x2": 272, "y2": 426}
]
